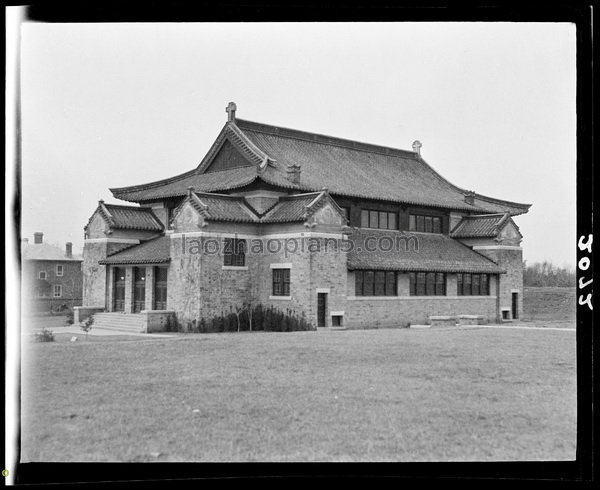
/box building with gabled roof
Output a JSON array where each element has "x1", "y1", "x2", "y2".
[
  {"x1": 22, "y1": 232, "x2": 83, "y2": 314},
  {"x1": 81, "y1": 103, "x2": 530, "y2": 331}
]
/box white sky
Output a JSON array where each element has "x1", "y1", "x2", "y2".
[{"x1": 18, "y1": 22, "x2": 576, "y2": 267}]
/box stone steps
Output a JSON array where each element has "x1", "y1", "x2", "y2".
[{"x1": 92, "y1": 313, "x2": 146, "y2": 333}]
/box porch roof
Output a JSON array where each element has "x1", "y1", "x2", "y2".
[
  {"x1": 99, "y1": 236, "x2": 171, "y2": 265},
  {"x1": 347, "y1": 229, "x2": 505, "y2": 274}
]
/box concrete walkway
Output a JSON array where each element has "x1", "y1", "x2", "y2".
[{"x1": 26, "y1": 325, "x2": 177, "y2": 338}]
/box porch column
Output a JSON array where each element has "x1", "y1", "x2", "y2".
[
  {"x1": 124, "y1": 267, "x2": 134, "y2": 314},
  {"x1": 106, "y1": 266, "x2": 114, "y2": 312},
  {"x1": 145, "y1": 267, "x2": 155, "y2": 311}
]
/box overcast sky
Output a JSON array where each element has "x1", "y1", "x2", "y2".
[{"x1": 18, "y1": 22, "x2": 576, "y2": 266}]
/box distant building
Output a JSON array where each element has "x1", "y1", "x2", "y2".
[
  {"x1": 82, "y1": 103, "x2": 530, "y2": 330},
  {"x1": 21, "y1": 232, "x2": 83, "y2": 314}
]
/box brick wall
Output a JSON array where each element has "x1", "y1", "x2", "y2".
[{"x1": 22, "y1": 259, "x2": 83, "y2": 313}]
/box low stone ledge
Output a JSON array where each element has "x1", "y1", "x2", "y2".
[
  {"x1": 73, "y1": 306, "x2": 105, "y2": 324},
  {"x1": 457, "y1": 314, "x2": 486, "y2": 325},
  {"x1": 139, "y1": 310, "x2": 177, "y2": 333},
  {"x1": 429, "y1": 315, "x2": 457, "y2": 327}
]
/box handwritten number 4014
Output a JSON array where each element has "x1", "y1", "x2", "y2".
[{"x1": 578, "y1": 234, "x2": 593, "y2": 310}]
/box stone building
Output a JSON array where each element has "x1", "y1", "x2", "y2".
[
  {"x1": 21, "y1": 232, "x2": 83, "y2": 314},
  {"x1": 81, "y1": 103, "x2": 530, "y2": 331}
]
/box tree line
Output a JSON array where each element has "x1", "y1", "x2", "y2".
[{"x1": 523, "y1": 260, "x2": 575, "y2": 287}]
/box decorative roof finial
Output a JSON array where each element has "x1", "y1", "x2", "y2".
[
  {"x1": 412, "y1": 140, "x2": 422, "y2": 157},
  {"x1": 226, "y1": 102, "x2": 237, "y2": 122},
  {"x1": 187, "y1": 186, "x2": 195, "y2": 196}
]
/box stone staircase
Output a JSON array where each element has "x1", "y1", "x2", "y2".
[{"x1": 92, "y1": 313, "x2": 146, "y2": 334}]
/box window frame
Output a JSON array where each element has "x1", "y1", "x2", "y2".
[
  {"x1": 272, "y1": 268, "x2": 291, "y2": 296},
  {"x1": 56, "y1": 265, "x2": 64, "y2": 277},
  {"x1": 53, "y1": 285, "x2": 62, "y2": 298},
  {"x1": 355, "y1": 270, "x2": 397, "y2": 296},
  {"x1": 38, "y1": 271, "x2": 47, "y2": 280},
  {"x1": 457, "y1": 273, "x2": 490, "y2": 296},
  {"x1": 409, "y1": 272, "x2": 447, "y2": 296},
  {"x1": 409, "y1": 213, "x2": 444, "y2": 233},
  {"x1": 223, "y1": 238, "x2": 246, "y2": 267},
  {"x1": 360, "y1": 208, "x2": 399, "y2": 230}
]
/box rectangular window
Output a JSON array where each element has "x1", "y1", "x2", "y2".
[
  {"x1": 56, "y1": 265, "x2": 64, "y2": 276},
  {"x1": 379, "y1": 212, "x2": 388, "y2": 230},
  {"x1": 436, "y1": 273, "x2": 446, "y2": 295},
  {"x1": 410, "y1": 214, "x2": 444, "y2": 233},
  {"x1": 361, "y1": 210, "x2": 369, "y2": 228},
  {"x1": 272, "y1": 268, "x2": 291, "y2": 296},
  {"x1": 458, "y1": 274, "x2": 489, "y2": 296},
  {"x1": 481, "y1": 274, "x2": 489, "y2": 295},
  {"x1": 409, "y1": 215, "x2": 416, "y2": 231},
  {"x1": 369, "y1": 210, "x2": 379, "y2": 229},
  {"x1": 355, "y1": 270, "x2": 397, "y2": 296},
  {"x1": 361, "y1": 209, "x2": 398, "y2": 230},
  {"x1": 457, "y1": 273, "x2": 463, "y2": 295},
  {"x1": 223, "y1": 238, "x2": 246, "y2": 266},
  {"x1": 38, "y1": 271, "x2": 47, "y2": 280},
  {"x1": 410, "y1": 272, "x2": 446, "y2": 296},
  {"x1": 416, "y1": 272, "x2": 426, "y2": 296},
  {"x1": 472, "y1": 274, "x2": 480, "y2": 296},
  {"x1": 53, "y1": 285, "x2": 62, "y2": 297},
  {"x1": 388, "y1": 212, "x2": 397, "y2": 230},
  {"x1": 424, "y1": 216, "x2": 433, "y2": 233}
]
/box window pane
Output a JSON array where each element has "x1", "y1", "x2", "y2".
[
  {"x1": 355, "y1": 271, "x2": 363, "y2": 296},
  {"x1": 361, "y1": 210, "x2": 369, "y2": 228},
  {"x1": 386, "y1": 271, "x2": 396, "y2": 296},
  {"x1": 283, "y1": 269, "x2": 290, "y2": 282},
  {"x1": 283, "y1": 282, "x2": 290, "y2": 296},
  {"x1": 416, "y1": 272, "x2": 426, "y2": 296},
  {"x1": 436, "y1": 273, "x2": 445, "y2": 296},
  {"x1": 416, "y1": 216, "x2": 424, "y2": 232},
  {"x1": 379, "y1": 212, "x2": 388, "y2": 230},
  {"x1": 464, "y1": 273, "x2": 472, "y2": 295},
  {"x1": 433, "y1": 217, "x2": 441, "y2": 233},
  {"x1": 364, "y1": 271, "x2": 374, "y2": 296},
  {"x1": 481, "y1": 274, "x2": 489, "y2": 295},
  {"x1": 369, "y1": 211, "x2": 378, "y2": 229},
  {"x1": 388, "y1": 212, "x2": 397, "y2": 230},
  {"x1": 426, "y1": 272, "x2": 436, "y2": 295},
  {"x1": 374, "y1": 271, "x2": 386, "y2": 295},
  {"x1": 457, "y1": 273, "x2": 463, "y2": 295},
  {"x1": 409, "y1": 215, "x2": 416, "y2": 231},
  {"x1": 472, "y1": 274, "x2": 480, "y2": 295},
  {"x1": 409, "y1": 272, "x2": 416, "y2": 295},
  {"x1": 425, "y1": 216, "x2": 433, "y2": 233}
]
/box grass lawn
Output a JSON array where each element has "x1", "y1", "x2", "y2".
[{"x1": 21, "y1": 327, "x2": 576, "y2": 462}]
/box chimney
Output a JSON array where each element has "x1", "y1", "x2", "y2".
[
  {"x1": 286, "y1": 164, "x2": 301, "y2": 184},
  {"x1": 226, "y1": 102, "x2": 237, "y2": 122},
  {"x1": 66, "y1": 242, "x2": 73, "y2": 258},
  {"x1": 464, "y1": 190, "x2": 475, "y2": 205},
  {"x1": 33, "y1": 232, "x2": 43, "y2": 244},
  {"x1": 412, "y1": 140, "x2": 422, "y2": 157}
]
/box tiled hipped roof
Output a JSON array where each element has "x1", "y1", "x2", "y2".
[
  {"x1": 450, "y1": 212, "x2": 517, "y2": 238},
  {"x1": 347, "y1": 229, "x2": 505, "y2": 274},
  {"x1": 99, "y1": 236, "x2": 171, "y2": 265},
  {"x1": 94, "y1": 202, "x2": 164, "y2": 232},
  {"x1": 110, "y1": 119, "x2": 531, "y2": 216}
]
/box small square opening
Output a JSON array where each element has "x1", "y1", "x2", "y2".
[
  {"x1": 502, "y1": 310, "x2": 510, "y2": 320},
  {"x1": 332, "y1": 315, "x2": 343, "y2": 327}
]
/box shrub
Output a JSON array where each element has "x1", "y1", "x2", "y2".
[
  {"x1": 65, "y1": 311, "x2": 74, "y2": 325},
  {"x1": 80, "y1": 316, "x2": 94, "y2": 338},
  {"x1": 176, "y1": 304, "x2": 316, "y2": 333},
  {"x1": 33, "y1": 328, "x2": 55, "y2": 342}
]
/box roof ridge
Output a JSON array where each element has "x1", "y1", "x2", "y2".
[{"x1": 236, "y1": 119, "x2": 418, "y2": 159}]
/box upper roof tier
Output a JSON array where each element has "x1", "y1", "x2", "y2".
[{"x1": 110, "y1": 115, "x2": 531, "y2": 216}]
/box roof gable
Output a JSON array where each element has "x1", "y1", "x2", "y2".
[
  {"x1": 450, "y1": 212, "x2": 522, "y2": 242},
  {"x1": 85, "y1": 201, "x2": 164, "y2": 234}
]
